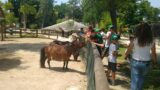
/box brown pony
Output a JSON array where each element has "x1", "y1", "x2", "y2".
[
  {"x1": 51, "y1": 40, "x2": 79, "y2": 61},
  {"x1": 40, "y1": 40, "x2": 85, "y2": 69}
]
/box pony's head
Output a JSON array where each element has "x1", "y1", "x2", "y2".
[{"x1": 71, "y1": 40, "x2": 86, "y2": 48}]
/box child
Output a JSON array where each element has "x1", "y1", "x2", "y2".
[{"x1": 107, "y1": 34, "x2": 119, "y2": 85}]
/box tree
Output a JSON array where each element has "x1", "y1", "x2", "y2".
[
  {"x1": 138, "y1": 0, "x2": 160, "y2": 22},
  {"x1": 54, "y1": 0, "x2": 82, "y2": 23},
  {"x1": 37, "y1": 0, "x2": 55, "y2": 28},
  {"x1": 82, "y1": 0, "x2": 107, "y2": 26},
  {"x1": 67, "y1": 0, "x2": 82, "y2": 21},
  {"x1": 20, "y1": 4, "x2": 36, "y2": 29},
  {"x1": 117, "y1": 0, "x2": 139, "y2": 25},
  {"x1": 107, "y1": 0, "x2": 117, "y2": 30},
  {"x1": 0, "y1": 6, "x2": 5, "y2": 41},
  {"x1": 3, "y1": 2, "x2": 17, "y2": 28}
]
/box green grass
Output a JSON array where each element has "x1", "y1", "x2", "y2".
[{"x1": 117, "y1": 45, "x2": 126, "y2": 63}]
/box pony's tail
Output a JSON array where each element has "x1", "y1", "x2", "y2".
[{"x1": 40, "y1": 46, "x2": 46, "y2": 68}]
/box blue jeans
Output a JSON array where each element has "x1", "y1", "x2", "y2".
[{"x1": 131, "y1": 58, "x2": 151, "y2": 90}]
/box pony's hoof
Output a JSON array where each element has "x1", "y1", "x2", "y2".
[{"x1": 40, "y1": 66, "x2": 46, "y2": 68}]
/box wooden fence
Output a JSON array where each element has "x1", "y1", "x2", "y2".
[
  {"x1": 4, "y1": 28, "x2": 78, "y2": 39},
  {"x1": 80, "y1": 40, "x2": 110, "y2": 90}
]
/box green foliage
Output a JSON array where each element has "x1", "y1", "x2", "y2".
[
  {"x1": 20, "y1": 4, "x2": 36, "y2": 15},
  {"x1": 29, "y1": 24, "x2": 38, "y2": 29},
  {"x1": 144, "y1": 66, "x2": 160, "y2": 90},
  {"x1": 0, "y1": 1, "x2": 3, "y2": 6},
  {"x1": 5, "y1": 12, "x2": 17, "y2": 24},
  {"x1": 56, "y1": 18, "x2": 66, "y2": 23},
  {"x1": 20, "y1": 4, "x2": 36, "y2": 28},
  {"x1": 36, "y1": 0, "x2": 55, "y2": 28},
  {"x1": 3, "y1": 2, "x2": 13, "y2": 10},
  {"x1": 82, "y1": 0, "x2": 107, "y2": 25},
  {"x1": 2, "y1": 0, "x2": 160, "y2": 29},
  {"x1": 54, "y1": 0, "x2": 82, "y2": 22},
  {"x1": 138, "y1": 0, "x2": 160, "y2": 22},
  {"x1": 99, "y1": 12, "x2": 112, "y2": 31},
  {"x1": 117, "y1": 0, "x2": 139, "y2": 25},
  {"x1": 117, "y1": 0, "x2": 160, "y2": 25}
]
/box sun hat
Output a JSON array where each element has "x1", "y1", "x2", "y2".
[
  {"x1": 110, "y1": 34, "x2": 119, "y2": 41},
  {"x1": 94, "y1": 28, "x2": 100, "y2": 32}
]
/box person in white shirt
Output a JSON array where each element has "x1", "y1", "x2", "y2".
[
  {"x1": 107, "y1": 34, "x2": 119, "y2": 85},
  {"x1": 102, "y1": 25, "x2": 116, "y2": 58},
  {"x1": 125, "y1": 22, "x2": 157, "y2": 90}
]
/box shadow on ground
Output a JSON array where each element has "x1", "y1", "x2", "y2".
[
  {"x1": 49, "y1": 67, "x2": 86, "y2": 75},
  {"x1": 115, "y1": 78, "x2": 130, "y2": 88},
  {"x1": 0, "y1": 58, "x2": 21, "y2": 71},
  {"x1": 144, "y1": 65, "x2": 160, "y2": 90}
]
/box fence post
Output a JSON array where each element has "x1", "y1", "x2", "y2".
[
  {"x1": 48, "y1": 30, "x2": 50, "y2": 38},
  {"x1": 57, "y1": 31, "x2": 58, "y2": 39},
  {"x1": 20, "y1": 28, "x2": 22, "y2": 38},
  {"x1": 86, "y1": 42, "x2": 96, "y2": 90},
  {"x1": 36, "y1": 29, "x2": 38, "y2": 38}
]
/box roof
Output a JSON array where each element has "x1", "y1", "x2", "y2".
[{"x1": 43, "y1": 19, "x2": 87, "y2": 32}]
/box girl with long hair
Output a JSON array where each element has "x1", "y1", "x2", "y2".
[{"x1": 125, "y1": 22, "x2": 157, "y2": 90}]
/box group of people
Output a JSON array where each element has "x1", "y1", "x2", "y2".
[
  {"x1": 79, "y1": 22, "x2": 157, "y2": 90},
  {"x1": 79, "y1": 25, "x2": 120, "y2": 85}
]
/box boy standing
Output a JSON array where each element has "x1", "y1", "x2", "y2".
[{"x1": 107, "y1": 34, "x2": 119, "y2": 85}]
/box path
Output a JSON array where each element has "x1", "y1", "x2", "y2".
[{"x1": 0, "y1": 38, "x2": 87, "y2": 90}]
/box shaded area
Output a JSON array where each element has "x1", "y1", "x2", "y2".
[
  {"x1": 117, "y1": 62, "x2": 131, "y2": 78},
  {"x1": 0, "y1": 58, "x2": 21, "y2": 71},
  {"x1": 49, "y1": 67, "x2": 86, "y2": 75},
  {"x1": 0, "y1": 39, "x2": 50, "y2": 71},
  {"x1": 144, "y1": 66, "x2": 160, "y2": 90},
  {"x1": 115, "y1": 61, "x2": 160, "y2": 90},
  {"x1": 0, "y1": 43, "x2": 47, "y2": 53},
  {"x1": 116, "y1": 78, "x2": 130, "y2": 88}
]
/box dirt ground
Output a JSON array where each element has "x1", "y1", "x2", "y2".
[{"x1": 0, "y1": 38, "x2": 87, "y2": 90}]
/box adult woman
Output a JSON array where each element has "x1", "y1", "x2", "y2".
[{"x1": 125, "y1": 23, "x2": 157, "y2": 90}]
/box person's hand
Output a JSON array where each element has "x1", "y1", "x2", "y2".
[{"x1": 90, "y1": 40, "x2": 96, "y2": 44}]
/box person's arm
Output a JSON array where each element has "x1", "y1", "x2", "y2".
[
  {"x1": 151, "y1": 42, "x2": 157, "y2": 65},
  {"x1": 105, "y1": 32, "x2": 111, "y2": 39},
  {"x1": 124, "y1": 41, "x2": 134, "y2": 59},
  {"x1": 113, "y1": 51, "x2": 118, "y2": 57},
  {"x1": 92, "y1": 41, "x2": 104, "y2": 47}
]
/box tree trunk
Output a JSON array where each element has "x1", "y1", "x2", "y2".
[
  {"x1": 23, "y1": 13, "x2": 27, "y2": 29},
  {"x1": 108, "y1": 0, "x2": 117, "y2": 33},
  {"x1": 41, "y1": 18, "x2": 44, "y2": 28},
  {"x1": 0, "y1": 23, "x2": 4, "y2": 41}
]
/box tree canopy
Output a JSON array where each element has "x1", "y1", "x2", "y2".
[{"x1": 0, "y1": 0, "x2": 159, "y2": 29}]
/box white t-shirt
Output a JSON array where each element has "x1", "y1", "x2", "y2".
[
  {"x1": 132, "y1": 39, "x2": 154, "y2": 61},
  {"x1": 108, "y1": 43, "x2": 117, "y2": 63},
  {"x1": 104, "y1": 31, "x2": 112, "y2": 48}
]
